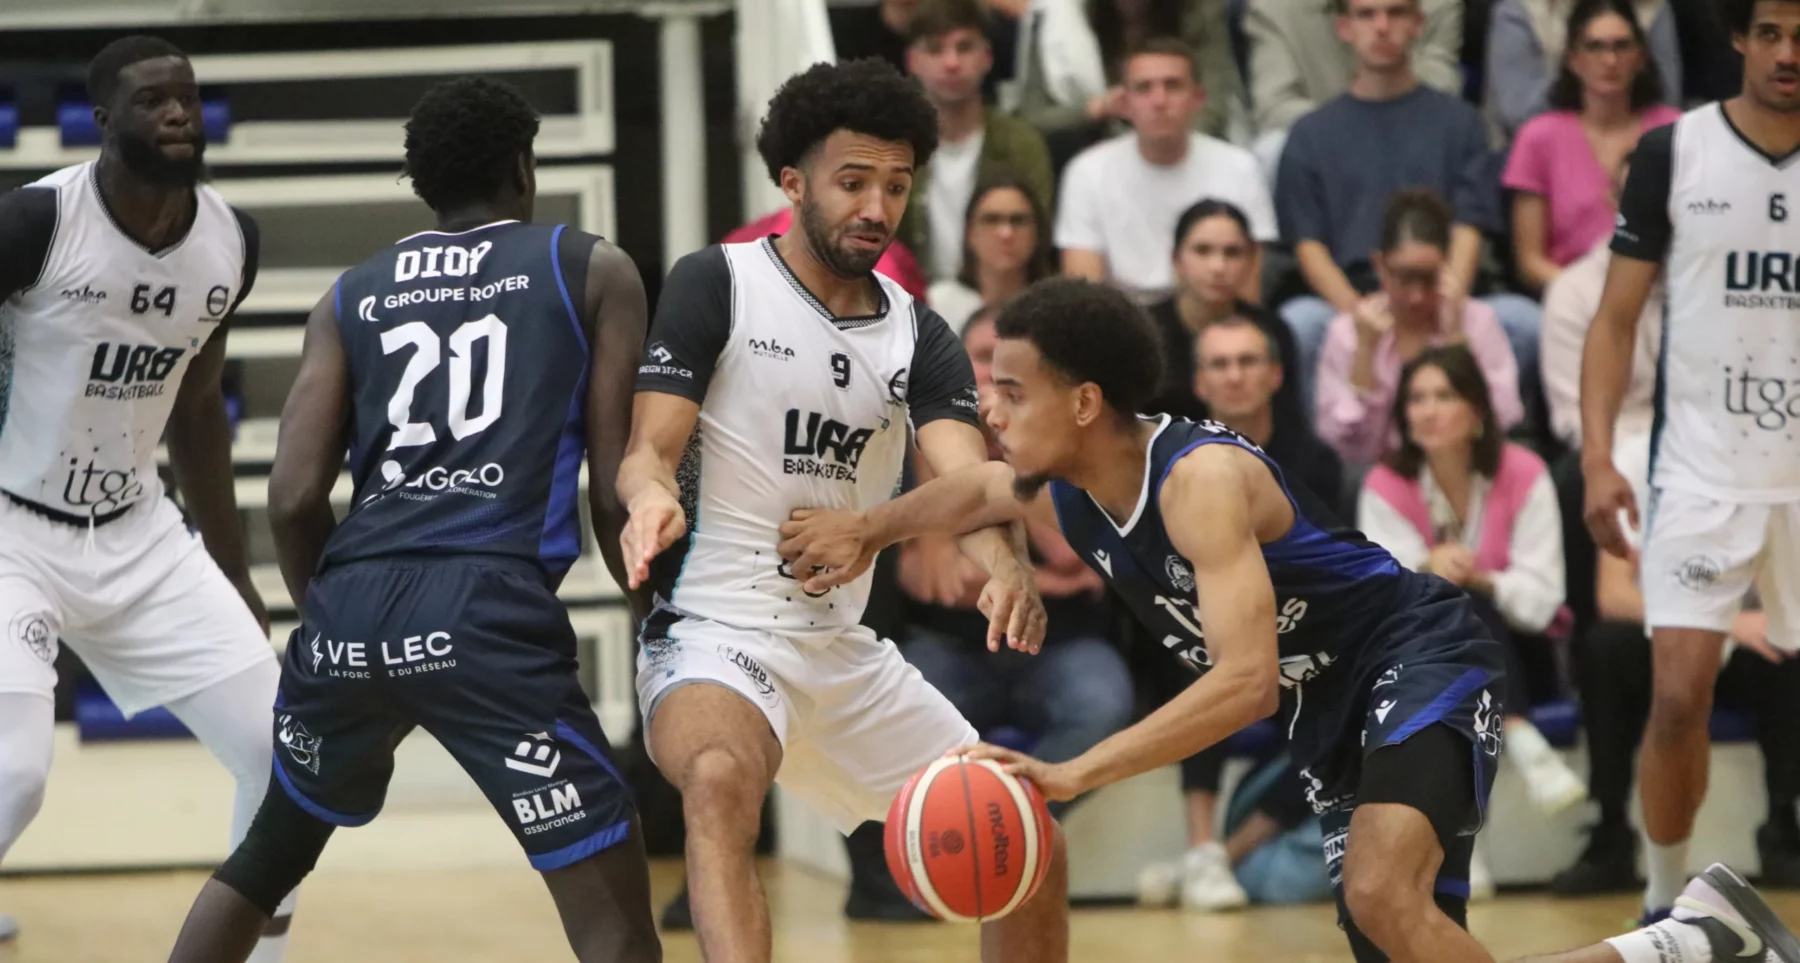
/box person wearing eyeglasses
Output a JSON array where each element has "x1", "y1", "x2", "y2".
[
  {"x1": 1314, "y1": 189, "x2": 1524, "y2": 474},
  {"x1": 1483, "y1": 0, "x2": 1683, "y2": 145},
  {"x1": 927, "y1": 177, "x2": 1056, "y2": 334},
  {"x1": 1502, "y1": 0, "x2": 1680, "y2": 295}
]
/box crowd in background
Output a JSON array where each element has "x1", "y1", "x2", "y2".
[{"x1": 695, "y1": 0, "x2": 1800, "y2": 928}]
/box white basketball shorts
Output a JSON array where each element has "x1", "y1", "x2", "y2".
[
  {"x1": 0, "y1": 494, "x2": 274, "y2": 716},
  {"x1": 636, "y1": 610, "x2": 979, "y2": 833},
  {"x1": 1641, "y1": 486, "x2": 1800, "y2": 650}
]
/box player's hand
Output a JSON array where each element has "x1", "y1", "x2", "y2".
[
  {"x1": 228, "y1": 571, "x2": 271, "y2": 636},
  {"x1": 1582, "y1": 459, "x2": 1639, "y2": 559},
  {"x1": 1731, "y1": 611, "x2": 1789, "y2": 663},
  {"x1": 778, "y1": 508, "x2": 877, "y2": 593},
  {"x1": 978, "y1": 560, "x2": 1046, "y2": 654},
  {"x1": 956, "y1": 743, "x2": 1086, "y2": 802},
  {"x1": 621, "y1": 489, "x2": 687, "y2": 590}
]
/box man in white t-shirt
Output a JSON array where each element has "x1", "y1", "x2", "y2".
[
  {"x1": 899, "y1": 0, "x2": 1055, "y2": 282},
  {"x1": 1054, "y1": 39, "x2": 1277, "y2": 303}
]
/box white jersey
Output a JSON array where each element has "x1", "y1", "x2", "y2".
[
  {"x1": 635, "y1": 239, "x2": 979, "y2": 642},
  {"x1": 1614, "y1": 104, "x2": 1800, "y2": 502},
  {"x1": 0, "y1": 162, "x2": 253, "y2": 518}
]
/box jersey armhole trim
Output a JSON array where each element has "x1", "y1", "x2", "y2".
[
  {"x1": 550, "y1": 224, "x2": 590, "y2": 354},
  {"x1": 24, "y1": 188, "x2": 60, "y2": 293},
  {"x1": 1156, "y1": 437, "x2": 1301, "y2": 531}
]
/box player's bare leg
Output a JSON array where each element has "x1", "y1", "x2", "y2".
[
  {"x1": 649, "y1": 684, "x2": 783, "y2": 963},
  {"x1": 1637, "y1": 627, "x2": 1726, "y2": 913},
  {"x1": 1342, "y1": 803, "x2": 1494, "y2": 963},
  {"x1": 541, "y1": 814, "x2": 661, "y2": 962},
  {"x1": 979, "y1": 822, "x2": 1068, "y2": 963}
]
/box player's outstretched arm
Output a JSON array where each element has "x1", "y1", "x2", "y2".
[
  {"x1": 777, "y1": 459, "x2": 1033, "y2": 591},
  {"x1": 268, "y1": 289, "x2": 349, "y2": 614},
  {"x1": 577, "y1": 240, "x2": 653, "y2": 621},
  {"x1": 169, "y1": 220, "x2": 267, "y2": 631},
  {"x1": 615, "y1": 393, "x2": 699, "y2": 592},
  {"x1": 914, "y1": 420, "x2": 1046, "y2": 653},
  {"x1": 968, "y1": 446, "x2": 1280, "y2": 800},
  {"x1": 1579, "y1": 254, "x2": 1659, "y2": 559}
]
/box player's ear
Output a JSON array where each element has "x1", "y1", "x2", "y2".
[
  {"x1": 92, "y1": 104, "x2": 111, "y2": 137},
  {"x1": 513, "y1": 149, "x2": 535, "y2": 197},
  {"x1": 780, "y1": 166, "x2": 806, "y2": 206},
  {"x1": 1072, "y1": 383, "x2": 1106, "y2": 429}
]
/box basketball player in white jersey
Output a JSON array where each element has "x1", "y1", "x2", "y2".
[
  {"x1": 1583, "y1": 0, "x2": 1800, "y2": 928},
  {"x1": 0, "y1": 37, "x2": 293, "y2": 958},
  {"x1": 617, "y1": 60, "x2": 1066, "y2": 961}
]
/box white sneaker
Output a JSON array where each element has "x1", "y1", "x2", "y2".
[
  {"x1": 1136, "y1": 858, "x2": 1183, "y2": 907},
  {"x1": 0, "y1": 914, "x2": 16, "y2": 941},
  {"x1": 1520, "y1": 750, "x2": 1588, "y2": 814},
  {"x1": 1469, "y1": 847, "x2": 1496, "y2": 902},
  {"x1": 1180, "y1": 842, "x2": 1249, "y2": 911},
  {"x1": 1670, "y1": 863, "x2": 1800, "y2": 961}
]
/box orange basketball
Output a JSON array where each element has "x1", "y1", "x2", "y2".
[{"x1": 884, "y1": 756, "x2": 1055, "y2": 922}]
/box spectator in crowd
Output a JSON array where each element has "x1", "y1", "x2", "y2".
[
  {"x1": 1358, "y1": 345, "x2": 1588, "y2": 814},
  {"x1": 902, "y1": 0, "x2": 1056, "y2": 282},
  {"x1": 1556, "y1": 432, "x2": 1800, "y2": 894},
  {"x1": 1666, "y1": 0, "x2": 1739, "y2": 100},
  {"x1": 1314, "y1": 190, "x2": 1523, "y2": 472},
  {"x1": 1010, "y1": 0, "x2": 1241, "y2": 166},
  {"x1": 1483, "y1": 0, "x2": 1681, "y2": 145},
  {"x1": 1056, "y1": 40, "x2": 1275, "y2": 303},
  {"x1": 1244, "y1": 0, "x2": 1465, "y2": 181},
  {"x1": 1195, "y1": 318, "x2": 1347, "y2": 514},
  {"x1": 723, "y1": 207, "x2": 929, "y2": 300},
  {"x1": 1539, "y1": 154, "x2": 1661, "y2": 450},
  {"x1": 832, "y1": 0, "x2": 920, "y2": 76},
  {"x1": 1146, "y1": 200, "x2": 1302, "y2": 424},
  {"x1": 928, "y1": 176, "x2": 1056, "y2": 333},
  {"x1": 1502, "y1": 0, "x2": 1680, "y2": 294},
  {"x1": 1275, "y1": 0, "x2": 1540, "y2": 406}
]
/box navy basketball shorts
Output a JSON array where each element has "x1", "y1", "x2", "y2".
[
  {"x1": 1289, "y1": 575, "x2": 1507, "y2": 921},
  {"x1": 271, "y1": 555, "x2": 634, "y2": 872}
]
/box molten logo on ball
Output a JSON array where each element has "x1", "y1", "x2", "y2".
[
  {"x1": 885, "y1": 757, "x2": 1054, "y2": 923},
  {"x1": 988, "y1": 801, "x2": 1010, "y2": 877}
]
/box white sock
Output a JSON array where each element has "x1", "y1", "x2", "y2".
[
  {"x1": 1644, "y1": 838, "x2": 1690, "y2": 914},
  {"x1": 1505, "y1": 718, "x2": 1554, "y2": 768},
  {"x1": 1605, "y1": 919, "x2": 1713, "y2": 963}
]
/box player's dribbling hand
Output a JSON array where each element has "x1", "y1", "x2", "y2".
[
  {"x1": 955, "y1": 743, "x2": 1085, "y2": 802},
  {"x1": 1582, "y1": 460, "x2": 1639, "y2": 560},
  {"x1": 978, "y1": 561, "x2": 1047, "y2": 654},
  {"x1": 778, "y1": 508, "x2": 879, "y2": 593},
  {"x1": 621, "y1": 490, "x2": 687, "y2": 590}
]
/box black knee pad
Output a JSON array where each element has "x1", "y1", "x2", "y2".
[{"x1": 213, "y1": 782, "x2": 334, "y2": 916}]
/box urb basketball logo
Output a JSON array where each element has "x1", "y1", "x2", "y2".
[{"x1": 782, "y1": 409, "x2": 875, "y2": 481}]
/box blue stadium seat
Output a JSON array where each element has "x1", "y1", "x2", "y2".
[
  {"x1": 982, "y1": 725, "x2": 1036, "y2": 755},
  {"x1": 0, "y1": 101, "x2": 17, "y2": 149},
  {"x1": 1710, "y1": 707, "x2": 1757, "y2": 743},
  {"x1": 74, "y1": 678, "x2": 192, "y2": 742},
  {"x1": 59, "y1": 97, "x2": 230, "y2": 147},
  {"x1": 1526, "y1": 699, "x2": 1758, "y2": 750},
  {"x1": 1222, "y1": 719, "x2": 1280, "y2": 758}
]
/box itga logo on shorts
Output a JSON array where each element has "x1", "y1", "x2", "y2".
[
  {"x1": 277, "y1": 714, "x2": 322, "y2": 775},
  {"x1": 1164, "y1": 556, "x2": 1195, "y2": 593},
  {"x1": 10, "y1": 612, "x2": 54, "y2": 664},
  {"x1": 719, "y1": 645, "x2": 780, "y2": 707},
  {"x1": 1673, "y1": 555, "x2": 1722, "y2": 591}
]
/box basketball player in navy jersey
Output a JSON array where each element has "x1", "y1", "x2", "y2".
[
  {"x1": 164, "y1": 78, "x2": 659, "y2": 962},
  {"x1": 781, "y1": 279, "x2": 1800, "y2": 963}
]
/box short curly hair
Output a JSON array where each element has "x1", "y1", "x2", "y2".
[
  {"x1": 89, "y1": 35, "x2": 188, "y2": 107},
  {"x1": 403, "y1": 77, "x2": 541, "y2": 212},
  {"x1": 994, "y1": 278, "x2": 1163, "y2": 416},
  {"x1": 755, "y1": 59, "x2": 939, "y2": 184}
]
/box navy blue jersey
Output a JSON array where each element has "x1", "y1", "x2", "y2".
[
  {"x1": 321, "y1": 221, "x2": 595, "y2": 579},
  {"x1": 1051, "y1": 416, "x2": 1409, "y2": 690}
]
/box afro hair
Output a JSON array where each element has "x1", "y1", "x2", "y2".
[
  {"x1": 994, "y1": 278, "x2": 1163, "y2": 416},
  {"x1": 755, "y1": 59, "x2": 939, "y2": 184},
  {"x1": 403, "y1": 76, "x2": 541, "y2": 212}
]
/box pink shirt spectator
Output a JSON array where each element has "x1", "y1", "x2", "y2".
[
  {"x1": 723, "y1": 208, "x2": 930, "y2": 302},
  {"x1": 1315, "y1": 301, "x2": 1524, "y2": 467},
  {"x1": 1501, "y1": 106, "x2": 1680, "y2": 267}
]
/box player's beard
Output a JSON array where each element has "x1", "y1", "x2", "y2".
[
  {"x1": 115, "y1": 129, "x2": 206, "y2": 188},
  {"x1": 1760, "y1": 66, "x2": 1800, "y2": 114},
  {"x1": 1012, "y1": 471, "x2": 1052, "y2": 500},
  {"x1": 798, "y1": 192, "x2": 886, "y2": 279}
]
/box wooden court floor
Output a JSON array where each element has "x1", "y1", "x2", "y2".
[{"x1": 3, "y1": 858, "x2": 1797, "y2": 963}]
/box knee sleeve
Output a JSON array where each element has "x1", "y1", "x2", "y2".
[{"x1": 213, "y1": 780, "x2": 334, "y2": 917}]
